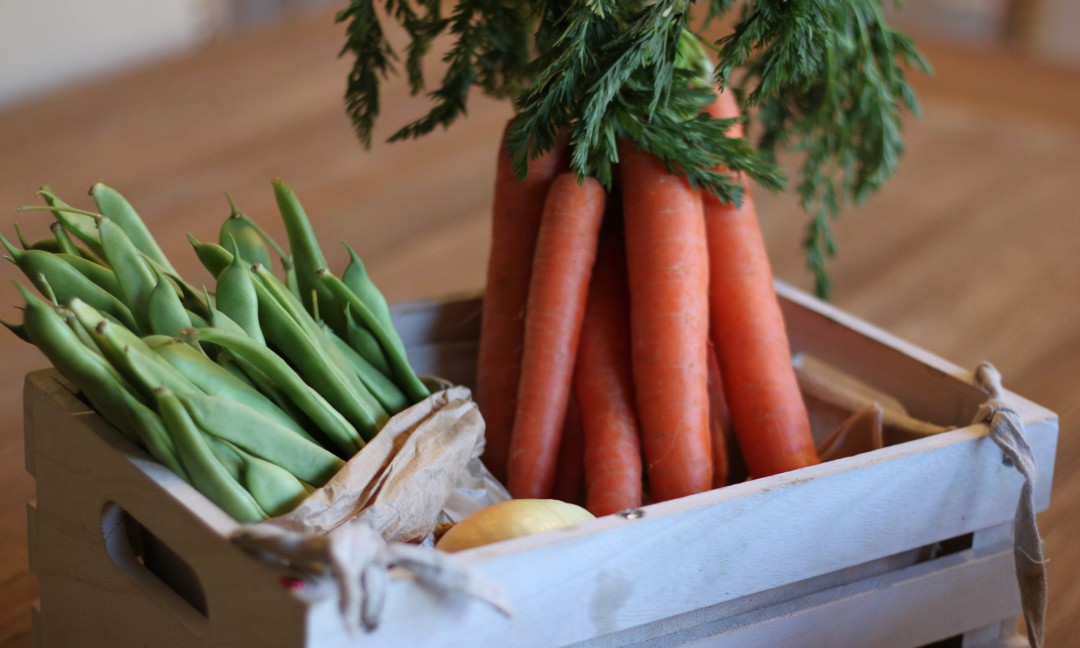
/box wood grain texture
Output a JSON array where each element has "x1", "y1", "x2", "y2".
[{"x1": 1, "y1": 10, "x2": 1078, "y2": 647}]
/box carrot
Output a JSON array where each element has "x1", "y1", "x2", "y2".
[
  {"x1": 703, "y1": 89, "x2": 818, "y2": 477},
  {"x1": 618, "y1": 141, "x2": 713, "y2": 502},
  {"x1": 506, "y1": 173, "x2": 606, "y2": 499},
  {"x1": 476, "y1": 123, "x2": 569, "y2": 484},
  {"x1": 550, "y1": 393, "x2": 585, "y2": 505},
  {"x1": 574, "y1": 217, "x2": 643, "y2": 516},
  {"x1": 706, "y1": 343, "x2": 733, "y2": 489}
]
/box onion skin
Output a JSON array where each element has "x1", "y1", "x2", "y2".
[{"x1": 436, "y1": 499, "x2": 595, "y2": 553}]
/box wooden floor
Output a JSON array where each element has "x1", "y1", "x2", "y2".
[{"x1": 1, "y1": 11, "x2": 1078, "y2": 647}]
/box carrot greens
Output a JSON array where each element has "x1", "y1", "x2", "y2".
[{"x1": 337, "y1": 0, "x2": 927, "y2": 296}]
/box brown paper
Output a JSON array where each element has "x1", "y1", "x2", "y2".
[
  {"x1": 230, "y1": 384, "x2": 513, "y2": 632},
  {"x1": 263, "y1": 384, "x2": 507, "y2": 542}
]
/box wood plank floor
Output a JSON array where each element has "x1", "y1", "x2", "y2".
[{"x1": 1, "y1": 11, "x2": 1077, "y2": 647}]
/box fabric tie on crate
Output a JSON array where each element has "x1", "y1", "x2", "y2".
[
  {"x1": 232, "y1": 385, "x2": 513, "y2": 632},
  {"x1": 234, "y1": 521, "x2": 513, "y2": 632},
  {"x1": 973, "y1": 362, "x2": 1046, "y2": 648}
]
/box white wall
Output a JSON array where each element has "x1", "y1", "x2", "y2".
[{"x1": 0, "y1": 0, "x2": 216, "y2": 110}]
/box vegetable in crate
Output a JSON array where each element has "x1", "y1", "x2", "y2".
[
  {"x1": 5, "y1": 181, "x2": 428, "y2": 523},
  {"x1": 337, "y1": 0, "x2": 927, "y2": 502}
]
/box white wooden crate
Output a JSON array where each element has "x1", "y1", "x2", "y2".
[{"x1": 23, "y1": 282, "x2": 1057, "y2": 647}]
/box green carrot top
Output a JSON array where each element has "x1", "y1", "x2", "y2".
[{"x1": 336, "y1": 0, "x2": 929, "y2": 297}]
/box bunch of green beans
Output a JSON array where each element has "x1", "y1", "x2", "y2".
[{"x1": 4, "y1": 180, "x2": 430, "y2": 523}]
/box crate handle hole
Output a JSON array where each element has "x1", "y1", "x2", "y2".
[{"x1": 101, "y1": 502, "x2": 210, "y2": 623}]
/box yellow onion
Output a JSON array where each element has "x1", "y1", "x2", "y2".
[{"x1": 436, "y1": 499, "x2": 595, "y2": 553}]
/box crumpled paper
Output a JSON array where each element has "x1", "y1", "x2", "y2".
[{"x1": 231, "y1": 384, "x2": 513, "y2": 632}]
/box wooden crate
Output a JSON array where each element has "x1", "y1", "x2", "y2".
[{"x1": 23, "y1": 282, "x2": 1057, "y2": 647}]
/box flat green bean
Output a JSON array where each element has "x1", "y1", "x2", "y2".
[
  {"x1": 341, "y1": 242, "x2": 405, "y2": 354},
  {"x1": 253, "y1": 277, "x2": 387, "y2": 439},
  {"x1": 19, "y1": 287, "x2": 188, "y2": 480},
  {"x1": 190, "y1": 327, "x2": 363, "y2": 457},
  {"x1": 214, "y1": 242, "x2": 264, "y2": 344},
  {"x1": 324, "y1": 325, "x2": 409, "y2": 415},
  {"x1": 97, "y1": 217, "x2": 156, "y2": 332},
  {"x1": 91, "y1": 183, "x2": 176, "y2": 273},
  {"x1": 179, "y1": 391, "x2": 344, "y2": 486},
  {"x1": 4, "y1": 238, "x2": 139, "y2": 331},
  {"x1": 36, "y1": 188, "x2": 107, "y2": 260},
  {"x1": 272, "y1": 179, "x2": 344, "y2": 332},
  {"x1": 218, "y1": 195, "x2": 274, "y2": 270},
  {"x1": 155, "y1": 387, "x2": 266, "y2": 523},
  {"x1": 221, "y1": 439, "x2": 309, "y2": 517},
  {"x1": 318, "y1": 269, "x2": 429, "y2": 403},
  {"x1": 53, "y1": 252, "x2": 123, "y2": 298},
  {"x1": 145, "y1": 267, "x2": 192, "y2": 337},
  {"x1": 153, "y1": 339, "x2": 310, "y2": 438},
  {"x1": 343, "y1": 305, "x2": 392, "y2": 376}
]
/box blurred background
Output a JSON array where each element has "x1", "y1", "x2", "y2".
[
  {"x1": 3, "y1": 0, "x2": 1080, "y2": 111},
  {"x1": 4, "y1": 0, "x2": 1080, "y2": 111},
  {"x1": 1, "y1": 1, "x2": 1078, "y2": 647}
]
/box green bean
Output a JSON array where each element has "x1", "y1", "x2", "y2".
[
  {"x1": 250, "y1": 262, "x2": 383, "y2": 400},
  {"x1": 97, "y1": 217, "x2": 156, "y2": 332},
  {"x1": 202, "y1": 296, "x2": 268, "y2": 376},
  {"x1": 179, "y1": 391, "x2": 344, "y2": 486},
  {"x1": 69, "y1": 299, "x2": 198, "y2": 401},
  {"x1": 155, "y1": 386, "x2": 266, "y2": 523},
  {"x1": 153, "y1": 339, "x2": 311, "y2": 438},
  {"x1": 142, "y1": 255, "x2": 209, "y2": 318},
  {"x1": 209, "y1": 439, "x2": 312, "y2": 518},
  {"x1": 13, "y1": 223, "x2": 33, "y2": 250},
  {"x1": 341, "y1": 242, "x2": 404, "y2": 354},
  {"x1": 91, "y1": 183, "x2": 176, "y2": 274},
  {"x1": 343, "y1": 304, "x2": 392, "y2": 376},
  {"x1": 186, "y1": 309, "x2": 210, "y2": 329},
  {"x1": 2, "y1": 317, "x2": 31, "y2": 343},
  {"x1": 23, "y1": 239, "x2": 65, "y2": 254},
  {"x1": 215, "y1": 242, "x2": 264, "y2": 344},
  {"x1": 53, "y1": 252, "x2": 123, "y2": 298},
  {"x1": 318, "y1": 268, "x2": 429, "y2": 403},
  {"x1": 3, "y1": 238, "x2": 139, "y2": 331},
  {"x1": 50, "y1": 221, "x2": 81, "y2": 257},
  {"x1": 272, "y1": 179, "x2": 344, "y2": 331},
  {"x1": 218, "y1": 347, "x2": 321, "y2": 439},
  {"x1": 190, "y1": 326, "x2": 363, "y2": 457},
  {"x1": 188, "y1": 234, "x2": 230, "y2": 277},
  {"x1": 324, "y1": 325, "x2": 409, "y2": 415},
  {"x1": 35, "y1": 188, "x2": 107, "y2": 260},
  {"x1": 253, "y1": 276, "x2": 387, "y2": 439},
  {"x1": 19, "y1": 287, "x2": 187, "y2": 480},
  {"x1": 145, "y1": 267, "x2": 192, "y2": 337},
  {"x1": 218, "y1": 195, "x2": 274, "y2": 270},
  {"x1": 62, "y1": 307, "x2": 101, "y2": 352},
  {"x1": 238, "y1": 449, "x2": 309, "y2": 517},
  {"x1": 206, "y1": 436, "x2": 244, "y2": 482},
  {"x1": 142, "y1": 334, "x2": 176, "y2": 348}
]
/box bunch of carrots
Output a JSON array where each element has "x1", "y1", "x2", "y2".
[{"x1": 475, "y1": 89, "x2": 820, "y2": 516}]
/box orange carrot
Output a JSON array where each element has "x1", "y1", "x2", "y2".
[
  {"x1": 618, "y1": 141, "x2": 713, "y2": 502},
  {"x1": 706, "y1": 343, "x2": 733, "y2": 489},
  {"x1": 551, "y1": 393, "x2": 585, "y2": 505},
  {"x1": 703, "y1": 89, "x2": 818, "y2": 477},
  {"x1": 476, "y1": 124, "x2": 569, "y2": 484},
  {"x1": 574, "y1": 217, "x2": 643, "y2": 516},
  {"x1": 507, "y1": 173, "x2": 606, "y2": 499}
]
